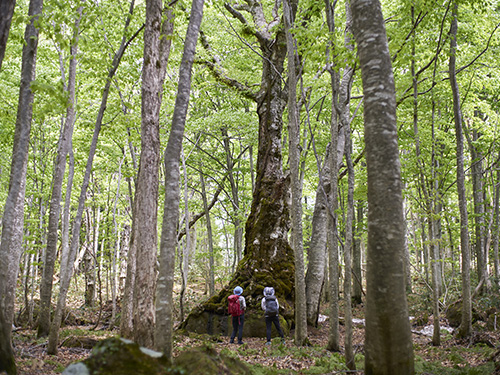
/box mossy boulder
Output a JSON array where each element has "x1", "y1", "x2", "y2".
[
  {"x1": 62, "y1": 337, "x2": 175, "y2": 375},
  {"x1": 445, "y1": 300, "x2": 481, "y2": 328},
  {"x1": 175, "y1": 344, "x2": 251, "y2": 374},
  {"x1": 62, "y1": 337, "x2": 251, "y2": 375}
]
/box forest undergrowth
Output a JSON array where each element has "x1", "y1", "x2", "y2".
[{"x1": 12, "y1": 296, "x2": 499, "y2": 375}]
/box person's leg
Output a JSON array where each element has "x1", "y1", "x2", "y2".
[
  {"x1": 273, "y1": 315, "x2": 284, "y2": 338},
  {"x1": 237, "y1": 314, "x2": 245, "y2": 344},
  {"x1": 230, "y1": 316, "x2": 238, "y2": 343},
  {"x1": 265, "y1": 316, "x2": 272, "y2": 343}
]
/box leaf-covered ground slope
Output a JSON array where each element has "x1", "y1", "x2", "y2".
[{"x1": 13, "y1": 306, "x2": 499, "y2": 375}]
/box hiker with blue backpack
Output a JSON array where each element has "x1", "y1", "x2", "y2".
[
  {"x1": 228, "y1": 286, "x2": 246, "y2": 344},
  {"x1": 261, "y1": 286, "x2": 285, "y2": 345}
]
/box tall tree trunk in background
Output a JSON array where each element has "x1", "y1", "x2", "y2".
[
  {"x1": 352, "y1": 201, "x2": 364, "y2": 304},
  {"x1": 221, "y1": 127, "x2": 244, "y2": 265},
  {"x1": 0, "y1": 0, "x2": 16, "y2": 70},
  {"x1": 344, "y1": 116, "x2": 355, "y2": 371},
  {"x1": 0, "y1": 0, "x2": 43, "y2": 371},
  {"x1": 179, "y1": 150, "x2": 190, "y2": 322},
  {"x1": 449, "y1": 0, "x2": 472, "y2": 338},
  {"x1": 324, "y1": 0, "x2": 341, "y2": 353},
  {"x1": 45, "y1": 6, "x2": 82, "y2": 351},
  {"x1": 493, "y1": 156, "x2": 500, "y2": 280},
  {"x1": 200, "y1": 167, "x2": 215, "y2": 297},
  {"x1": 155, "y1": 0, "x2": 203, "y2": 357},
  {"x1": 468, "y1": 128, "x2": 490, "y2": 293},
  {"x1": 351, "y1": 0, "x2": 415, "y2": 374},
  {"x1": 38, "y1": 6, "x2": 81, "y2": 338},
  {"x1": 305, "y1": 151, "x2": 330, "y2": 326},
  {"x1": 131, "y1": 0, "x2": 172, "y2": 348},
  {"x1": 284, "y1": 0, "x2": 307, "y2": 346}
]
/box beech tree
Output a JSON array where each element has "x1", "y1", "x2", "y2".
[
  {"x1": 0, "y1": 0, "x2": 43, "y2": 371},
  {"x1": 155, "y1": 0, "x2": 204, "y2": 356},
  {"x1": 351, "y1": 0, "x2": 415, "y2": 373}
]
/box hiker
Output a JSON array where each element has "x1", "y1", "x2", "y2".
[
  {"x1": 228, "y1": 286, "x2": 246, "y2": 344},
  {"x1": 261, "y1": 286, "x2": 285, "y2": 345}
]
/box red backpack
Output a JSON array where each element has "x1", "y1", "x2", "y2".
[{"x1": 228, "y1": 294, "x2": 243, "y2": 317}]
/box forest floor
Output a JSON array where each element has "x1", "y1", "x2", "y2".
[{"x1": 12, "y1": 304, "x2": 500, "y2": 375}]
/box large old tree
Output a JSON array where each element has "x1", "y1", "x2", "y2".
[{"x1": 180, "y1": 0, "x2": 297, "y2": 336}]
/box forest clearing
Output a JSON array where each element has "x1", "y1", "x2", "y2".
[{"x1": 2, "y1": 0, "x2": 500, "y2": 374}]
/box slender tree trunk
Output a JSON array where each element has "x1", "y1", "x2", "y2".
[
  {"x1": 38, "y1": 5, "x2": 81, "y2": 338},
  {"x1": 449, "y1": 0, "x2": 472, "y2": 338},
  {"x1": 351, "y1": 0, "x2": 415, "y2": 373},
  {"x1": 344, "y1": 115, "x2": 355, "y2": 370},
  {"x1": 352, "y1": 201, "x2": 364, "y2": 304},
  {"x1": 305, "y1": 151, "x2": 330, "y2": 326},
  {"x1": 179, "y1": 150, "x2": 190, "y2": 322},
  {"x1": 221, "y1": 127, "x2": 243, "y2": 265},
  {"x1": 155, "y1": 0, "x2": 203, "y2": 357},
  {"x1": 200, "y1": 167, "x2": 215, "y2": 297},
  {"x1": 0, "y1": 0, "x2": 43, "y2": 370},
  {"x1": 493, "y1": 156, "x2": 500, "y2": 279},
  {"x1": 468, "y1": 129, "x2": 489, "y2": 293},
  {"x1": 284, "y1": 0, "x2": 307, "y2": 346},
  {"x1": 45, "y1": 9, "x2": 82, "y2": 344},
  {"x1": 325, "y1": 0, "x2": 341, "y2": 353}
]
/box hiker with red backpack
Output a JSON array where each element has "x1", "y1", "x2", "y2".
[
  {"x1": 228, "y1": 286, "x2": 246, "y2": 344},
  {"x1": 261, "y1": 286, "x2": 285, "y2": 345}
]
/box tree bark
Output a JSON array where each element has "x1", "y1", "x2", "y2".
[
  {"x1": 0, "y1": 0, "x2": 16, "y2": 70},
  {"x1": 0, "y1": 0, "x2": 43, "y2": 371},
  {"x1": 284, "y1": 0, "x2": 307, "y2": 346},
  {"x1": 200, "y1": 166, "x2": 215, "y2": 297},
  {"x1": 325, "y1": 0, "x2": 341, "y2": 353},
  {"x1": 305, "y1": 151, "x2": 330, "y2": 326},
  {"x1": 449, "y1": 0, "x2": 472, "y2": 339},
  {"x1": 155, "y1": 0, "x2": 203, "y2": 357},
  {"x1": 351, "y1": 0, "x2": 415, "y2": 373}
]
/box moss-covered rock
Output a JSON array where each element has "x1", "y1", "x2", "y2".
[
  {"x1": 62, "y1": 337, "x2": 176, "y2": 375},
  {"x1": 62, "y1": 338, "x2": 251, "y2": 375},
  {"x1": 175, "y1": 344, "x2": 251, "y2": 374}
]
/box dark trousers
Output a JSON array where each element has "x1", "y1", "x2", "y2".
[
  {"x1": 265, "y1": 315, "x2": 284, "y2": 342},
  {"x1": 230, "y1": 314, "x2": 244, "y2": 343}
]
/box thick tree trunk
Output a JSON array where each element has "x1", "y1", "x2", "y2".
[
  {"x1": 0, "y1": 0, "x2": 43, "y2": 370},
  {"x1": 449, "y1": 0, "x2": 472, "y2": 338},
  {"x1": 351, "y1": 0, "x2": 415, "y2": 373},
  {"x1": 180, "y1": 0, "x2": 296, "y2": 338},
  {"x1": 155, "y1": 0, "x2": 203, "y2": 357}
]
